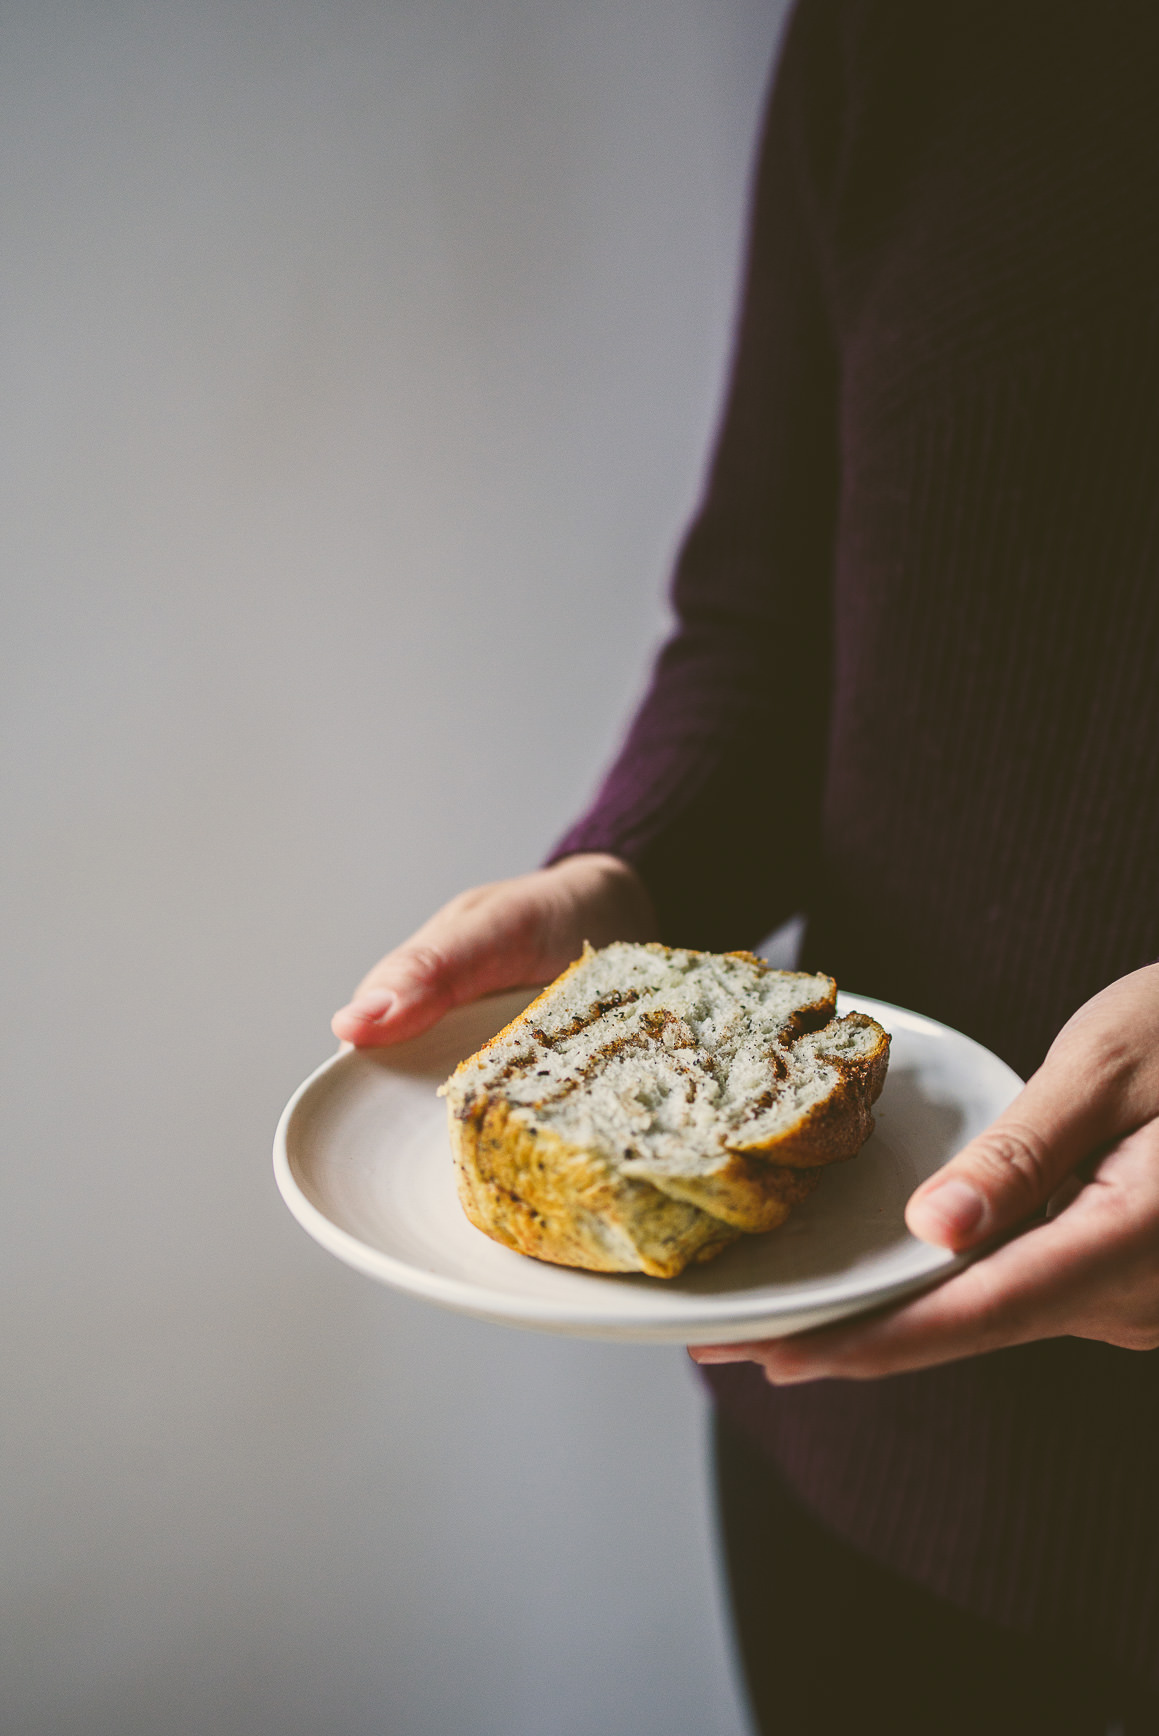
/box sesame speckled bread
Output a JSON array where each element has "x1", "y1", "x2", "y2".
[{"x1": 440, "y1": 941, "x2": 890, "y2": 1279}]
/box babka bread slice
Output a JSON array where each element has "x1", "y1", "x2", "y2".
[{"x1": 441, "y1": 941, "x2": 889, "y2": 1279}]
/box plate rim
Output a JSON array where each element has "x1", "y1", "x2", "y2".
[{"x1": 273, "y1": 992, "x2": 1019, "y2": 1341}]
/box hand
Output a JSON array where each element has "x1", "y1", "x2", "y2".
[
  {"x1": 331, "y1": 853, "x2": 657, "y2": 1047},
  {"x1": 691, "y1": 963, "x2": 1159, "y2": 1383}
]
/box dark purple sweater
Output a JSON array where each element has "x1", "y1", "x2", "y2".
[{"x1": 552, "y1": 0, "x2": 1159, "y2": 1686}]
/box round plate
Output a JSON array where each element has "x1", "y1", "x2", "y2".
[{"x1": 274, "y1": 992, "x2": 1021, "y2": 1344}]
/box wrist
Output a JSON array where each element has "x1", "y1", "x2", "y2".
[{"x1": 546, "y1": 852, "x2": 658, "y2": 947}]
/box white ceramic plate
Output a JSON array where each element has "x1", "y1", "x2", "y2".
[{"x1": 274, "y1": 991, "x2": 1021, "y2": 1344}]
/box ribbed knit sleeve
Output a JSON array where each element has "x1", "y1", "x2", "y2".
[{"x1": 549, "y1": 5, "x2": 842, "y2": 950}]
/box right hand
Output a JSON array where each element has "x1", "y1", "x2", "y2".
[{"x1": 331, "y1": 853, "x2": 657, "y2": 1048}]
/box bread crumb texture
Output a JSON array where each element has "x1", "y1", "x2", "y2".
[{"x1": 441, "y1": 943, "x2": 889, "y2": 1278}]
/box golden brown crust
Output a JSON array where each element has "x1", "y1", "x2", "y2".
[
  {"x1": 648, "y1": 1160, "x2": 824, "y2": 1233},
  {"x1": 450, "y1": 1097, "x2": 739, "y2": 1278}
]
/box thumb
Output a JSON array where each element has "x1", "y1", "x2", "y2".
[
  {"x1": 331, "y1": 855, "x2": 656, "y2": 1050},
  {"x1": 331, "y1": 937, "x2": 474, "y2": 1048},
  {"x1": 905, "y1": 1031, "x2": 1135, "y2": 1252},
  {"x1": 331, "y1": 887, "x2": 547, "y2": 1049}
]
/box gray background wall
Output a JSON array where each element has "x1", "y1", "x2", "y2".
[{"x1": 1, "y1": 2, "x2": 791, "y2": 1731}]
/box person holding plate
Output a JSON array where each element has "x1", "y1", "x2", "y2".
[{"x1": 333, "y1": 3, "x2": 1159, "y2": 1730}]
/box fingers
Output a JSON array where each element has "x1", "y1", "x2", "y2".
[
  {"x1": 332, "y1": 934, "x2": 475, "y2": 1046},
  {"x1": 692, "y1": 1120, "x2": 1159, "y2": 1381},
  {"x1": 905, "y1": 984, "x2": 1157, "y2": 1251},
  {"x1": 904, "y1": 1112, "x2": 1069, "y2": 1250},
  {"x1": 332, "y1": 854, "x2": 656, "y2": 1047},
  {"x1": 331, "y1": 883, "x2": 551, "y2": 1047},
  {"x1": 688, "y1": 1204, "x2": 1086, "y2": 1381}
]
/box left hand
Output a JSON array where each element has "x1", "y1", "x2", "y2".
[{"x1": 690, "y1": 963, "x2": 1159, "y2": 1383}]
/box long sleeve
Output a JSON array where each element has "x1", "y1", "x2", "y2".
[{"x1": 550, "y1": 6, "x2": 843, "y2": 951}]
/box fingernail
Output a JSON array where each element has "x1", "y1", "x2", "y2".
[
  {"x1": 909, "y1": 1176, "x2": 985, "y2": 1243},
  {"x1": 339, "y1": 988, "x2": 396, "y2": 1023},
  {"x1": 688, "y1": 1346, "x2": 748, "y2": 1364}
]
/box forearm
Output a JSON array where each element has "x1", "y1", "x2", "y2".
[{"x1": 550, "y1": 619, "x2": 826, "y2": 949}]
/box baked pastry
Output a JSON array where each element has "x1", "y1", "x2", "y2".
[{"x1": 441, "y1": 941, "x2": 889, "y2": 1279}]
